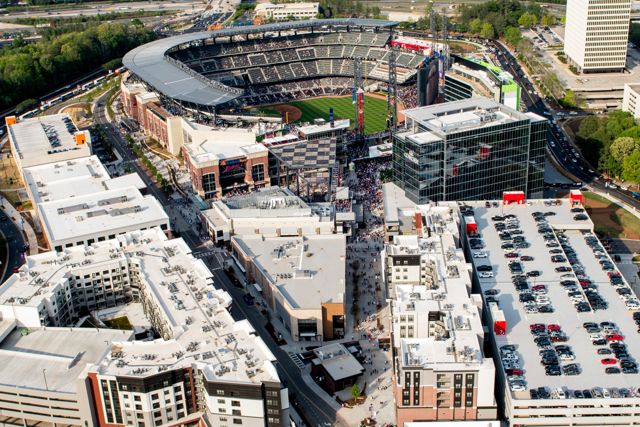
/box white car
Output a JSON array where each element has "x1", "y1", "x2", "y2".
[
  {"x1": 510, "y1": 382, "x2": 526, "y2": 392},
  {"x1": 479, "y1": 272, "x2": 494, "y2": 278},
  {"x1": 590, "y1": 333, "x2": 604, "y2": 341},
  {"x1": 524, "y1": 305, "x2": 539, "y2": 314},
  {"x1": 473, "y1": 252, "x2": 488, "y2": 258},
  {"x1": 625, "y1": 299, "x2": 640, "y2": 310},
  {"x1": 559, "y1": 353, "x2": 575, "y2": 361}
]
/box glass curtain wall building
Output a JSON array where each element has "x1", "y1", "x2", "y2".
[{"x1": 393, "y1": 98, "x2": 545, "y2": 204}]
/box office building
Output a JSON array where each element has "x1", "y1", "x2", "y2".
[
  {"x1": 622, "y1": 83, "x2": 640, "y2": 118},
  {"x1": 182, "y1": 125, "x2": 270, "y2": 200},
  {"x1": 393, "y1": 98, "x2": 545, "y2": 204},
  {"x1": 0, "y1": 228, "x2": 288, "y2": 427},
  {"x1": 445, "y1": 55, "x2": 521, "y2": 111},
  {"x1": 564, "y1": 0, "x2": 631, "y2": 73},
  {"x1": 201, "y1": 187, "x2": 348, "y2": 245},
  {"x1": 231, "y1": 234, "x2": 346, "y2": 341},
  {"x1": 463, "y1": 192, "x2": 640, "y2": 426},
  {"x1": 254, "y1": 2, "x2": 319, "y2": 21},
  {"x1": 381, "y1": 186, "x2": 497, "y2": 424}
]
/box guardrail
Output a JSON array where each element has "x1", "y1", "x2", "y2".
[{"x1": 164, "y1": 55, "x2": 244, "y2": 96}]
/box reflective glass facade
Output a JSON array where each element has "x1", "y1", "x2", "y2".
[{"x1": 393, "y1": 98, "x2": 546, "y2": 204}]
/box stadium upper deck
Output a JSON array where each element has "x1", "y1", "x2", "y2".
[{"x1": 123, "y1": 19, "x2": 399, "y2": 108}]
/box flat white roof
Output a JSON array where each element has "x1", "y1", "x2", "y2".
[
  {"x1": 0, "y1": 324, "x2": 127, "y2": 393},
  {"x1": 183, "y1": 125, "x2": 267, "y2": 166},
  {"x1": 466, "y1": 199, "x2": 640, "y2": 396},
  {"x1": 297, "y1": 119, "x2": 350, "y2": 136},
  {"x1": 233, "y1": 234, "x2": 345, "y2": 309},
  {"x1": 0, "y1": 228, "x2": 280, "y2": 386},
  {"x1": 8, "y1": 114, "x2": 91, "y2": 167},
  {"x1": 38, "y1": 186, "x2": 169, "y2": 244},
  {"x1": 313, "y1": 342, "x2": 363, "y2": 380}
]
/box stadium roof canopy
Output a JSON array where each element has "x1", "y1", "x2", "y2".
[{"x1": 123, "y1": 18, "x2": 397, "y2": 108}]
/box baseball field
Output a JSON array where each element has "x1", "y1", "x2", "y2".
[{"x1": 261, "y1": 94, "x2": 391, "y2": 134}]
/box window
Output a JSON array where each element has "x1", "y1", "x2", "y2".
[
  {"x1": 202, "y1": 173, "x2": 216, "y2": 199},
  {"x1": 268, "y1": 417, "x2": 280, "y2": 424},
  {"x1": 251, "y1": 163, "x2": 265, "y2": 182},
  {"x1": 217, "y1": 390, "x2": 225, "y2": 396},
  {"x1": 231, "y1": 400, "x2": 240, "y2": 407},
  {"x1": 134, "y1": 396, "x2": 141, "y2": 402},
  {"x1": 233, "y1": 419, "x2": 243, "y2": 425},
  {"x1": 218, "y1": 399, "x2": 225, "y2": 404},
  {"x1": 232, "y1": 409, "x2": 241, "y2": 416}
]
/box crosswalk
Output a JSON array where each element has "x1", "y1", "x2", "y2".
[{"x1": 288, "y1": 352, "x2": 305, "y2": 369}]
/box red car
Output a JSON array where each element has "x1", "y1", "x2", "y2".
[
  {"x1": 530, "y1": 323, "x2": 545, "y2": 331},
  {"x1": 532, "y1": 285, "x2": 546, "y2": 291},
  {"x1": 548, "y1": 324, "x2": 561, "y2": 331},
  {"x1": 505, "y1": 368, "x2": 524, "y2": 376},
  {"x1": 601, "y1": 358, "x2": 617, "y2": 365},
  {"x1": 505, "y1": 252, "x2": 519, "y2": 258},
  {"x1": 608, "y1": 272, "x2": 621, "y2": 278},
  {"x1": 606, "y1": 334, "x2": 624, "y2": 342}
]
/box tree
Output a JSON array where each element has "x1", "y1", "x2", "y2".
[
  {"x1": 561, "y1": 90, "x2": 577, "y2": 108},
  {"x1": 622, "y1": 150, "x2": 640, "y2": 183},
  {"x1": 610, "y1": 137, "x2": 638, "y2": 163},
  {"x1": 480, "y1": 22, "x2": 495, "y2": 39},
  {"x1": 351, "y1": 384, "x2": 360, "y2": 400},
  {"x1": 518, "y1": 12, "x2": 537, "y2": 28},
  {"x1": 470, "y1": 18, "x2": 483, "y2": 35},
  {"x1": 504, "y1": 26, "x2": 522, "y2": 47},
  {"x1": 540, "y1": 15, "x2": 557, "y2": 27}
]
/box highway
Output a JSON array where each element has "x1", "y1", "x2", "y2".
[
  {"x1": 93, "y1": 92, "x2": 340, "y2": 427},
  {"x1": 489, "y1": 39, "x2": 640, "y2": 209},
  {"x1": 0, "y1": 0, "x2": 204, "y2": 20}
]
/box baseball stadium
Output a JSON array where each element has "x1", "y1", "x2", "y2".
[{"x1": 123, "y1": 19, "x2": 427, "y2": 134}]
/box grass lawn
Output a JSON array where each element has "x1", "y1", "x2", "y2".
[
  {"x1": 582, "y1": 191, "x2": 640, "y2": 240},
  {"x1": 270, "y1": 95, "x2": 390, "y2": 134},
  {"x1": 104, "y1": 316, "x2": 133, "y2": 330}
]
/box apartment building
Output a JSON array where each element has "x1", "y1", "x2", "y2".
[
  {"x1": 564, "y1": 0, "x2": 631, "y2": 73},
  {"x1": 622, "y1": 83, "x2": 640, "y2": 118},
  {"x1": 0, "y1": 228, "x2": 289, "y2": 427},
  {"x1": 393, "y1": 98, "x2": 546, "y2": 204},
  {"x1": 382, "y1": 186, "x2": 497, "y2": 425}
]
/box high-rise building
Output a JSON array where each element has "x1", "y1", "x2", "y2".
[
  {"x1": 622, "y1": 83, "x2": 640, "y2": 118},
  {"x1": 392, "y1": 98, "x2": 545, "y2": 204},
  {"x1": 564, "y1": 0, "x2": 631, "y2": 73}
]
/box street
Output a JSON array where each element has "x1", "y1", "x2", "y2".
[{"x1": 0, "y1": 209, "x2": 26, "y2": 283}]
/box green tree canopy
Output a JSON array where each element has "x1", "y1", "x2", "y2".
[
  {"x1": 504, "y1": 26, "x2": 522, "y2": 47},
  {"x1": 470, "y1": 18, "x2": 483, "y2": 34},
  {"x1": 518, "y1": 12, "x2": 538, "y2": 27},
  {"x1": 351, "y1": 384, "x2": 360, "y2": 400},
  {"x1": 622, "y1": 150, "x2": 640, "y2": 183},
  {"x1": 610, "y1": 137, "x2": 638, "y2": 163},
  {"x1": 480, "y1": 22, "x2": 495, "y2": 39}
]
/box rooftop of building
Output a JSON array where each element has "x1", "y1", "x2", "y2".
[
  {"x1": 23, "y1": 155, "x2": 145, "y2": 205},
  {"x1": 0, "y1": 228, "x2": 280, "y2": 385},
  {"x1": 464, "y1": 198, "x2": 640, "y2": 396},
  {"x1": 8, "y1": 114, "x2": 91, "y2": 167},
  {"x1": 232, "y1": 234, "x2": 345, "y2": 309},
  {"x1": 0, "y1": 320, "x2": 128, "y2": 393},
  {"x1": 182, "y1": 124, "x2": 266, "y2": 165},
  {"x1": 402, "y1": 98, "x2": 543, "y2": 138},
  {"x1": 255, "y1": 2, "x2": 319, "y2": 10},
  {"x1": 37, "y1": 186, "x2": 168, "y2": 243},
  {"x1": 296, "y1": 119, "x2": 350, "y2": 137},
  {"x1": 312, "y1": 342, "x2": 364, "y2": 381}
]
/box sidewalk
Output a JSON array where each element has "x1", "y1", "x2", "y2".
[{"x1": 0, "y1": 196, "x2": 39, "y2": 255}]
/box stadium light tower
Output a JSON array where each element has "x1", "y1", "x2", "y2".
[
  {"x1": 387, "y1": 26, "x2": 398, "y2": 131},
  {"x1": 353, "y1": 57, "x2": 365, "y2": 137}
]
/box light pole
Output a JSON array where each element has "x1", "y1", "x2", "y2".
[{"x1": 42, "y1": 368, "x2": 48, "y2": 391}]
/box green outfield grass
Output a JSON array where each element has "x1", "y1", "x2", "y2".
[{"x1": 272, "y1": 95, "x2": 390, "y2": 134}]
